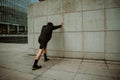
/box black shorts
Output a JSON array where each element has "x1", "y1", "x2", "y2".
[
  {"x1": 38, "y1": 39, "x2": 48, "y2": 49},
  {"x1": 39, "y1": 42, "x2": 47, "y2": 49}
]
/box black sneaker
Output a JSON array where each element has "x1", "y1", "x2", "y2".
[
  {"x1": 44, "y1": 58, "x2": 49, "y2": 62},
  {"x1": 32, "y1": 65, "x2": 42, "y2": 70}
]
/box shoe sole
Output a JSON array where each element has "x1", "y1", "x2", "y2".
[
  {"x1": 44, "y1": 59, "x2": 50, "y2": 62},
  {"x1": 32, "y1": 66, "x2": 42, "y2": 70}
]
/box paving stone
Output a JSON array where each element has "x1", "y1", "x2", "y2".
[
  {"x1": 74, "y1": 73, "x2": 113, "y2": 80},
  {"x1": 0, "y1": 43, "x2": 119, "y2": 80},
  {"x1": 108, "y1": 64, "x2": 120, "y2": 78},
  {"x1": 79, "y1": 62, "x2": 112, "y2": 77},
  {"x1": 0, "y1": 70, "x2": 35, "y2": 80},
  {"x1": 41, "y1": 69, "x2": 75, "y2": 80}
]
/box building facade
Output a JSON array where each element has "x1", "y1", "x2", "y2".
[
  {"x1": 28, "y1": 0, "x2": 120, "y2": 61},
  {"x1": 0, "y1": 0, "x2": 31, "y2": 43}
]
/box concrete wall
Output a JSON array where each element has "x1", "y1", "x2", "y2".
[{"x1": 28, "y1": 0, "x2": 120, "y2": 61}]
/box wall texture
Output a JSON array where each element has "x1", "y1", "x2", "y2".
[{"x1": 28, "y1": 0, "x2": 120, "y2": 61}]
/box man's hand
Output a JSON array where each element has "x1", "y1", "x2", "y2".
[{"x1": 61, "y1": 22, "x2": 64, "y2": 27}]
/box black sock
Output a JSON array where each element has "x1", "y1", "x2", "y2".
[
  {"x1": 44, "y1": 53, "x2": 47, "y2": 60},
  {"x1": 33, "y1": 60, "x2": 38, "y2": 67}
]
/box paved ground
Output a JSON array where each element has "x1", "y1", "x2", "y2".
[{"x1": 0, "y1": 43, "x2": 120, "y2": 80}]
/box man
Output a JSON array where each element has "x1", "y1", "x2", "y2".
[{"x1": 32, "y1": 22, "x2": 63, "y2": 70}]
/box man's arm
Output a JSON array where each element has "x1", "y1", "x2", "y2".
[
  {"x1": 53, "y1": 22, "x2": 63, "y2": 30},
  {"x1": 53, "y1": 25, "x2": 62, "y2": 30}
]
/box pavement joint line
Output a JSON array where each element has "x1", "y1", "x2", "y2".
[
  {"x1": 32, "y1": 69, "x2": 51, "y2": 80},
  {"x1": 104, "y1": 60, "x2": 116, "y2": 80},
  {"x1": 0, "y1": 63, "x2": 42, "y2": 77},
  {"x1": 0, "y1": 43, "x2": 120, "y2": 80},
  {"x1": 72, "y1": 59, "x2": 83, "y2": 80},
  {"x1": 32, "y1": 58, "x2": 80, "y2": 80},
  {"x1": 79, "y1": 73, "x2": 114, "y2": 79},
  {"x1": 0, "y1": 66, "x2": 35, "y2": 76},
  {"x1": 32, "y1": 59, "x2": 63, "y2": 80},
  {"x1": 51, "y1": 68, "x2": 77, "y2": 73}
]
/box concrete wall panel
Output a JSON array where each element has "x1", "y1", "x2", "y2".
[
  {"x1": 47, "y1": 0, "x2": 62, "y2": 15},
  {"x1": 84, "y1": 32, "x2": 104, "y2": 52},
  {"x1": 83, "y1": 10, "x2": 104, "y2": 31},
  {"x1": 34, "y1": 1, "x2": 48, "y2": 17},
  {"x1": 47, "y1": 50, "x2": 64, "y2": 57},
  {"x1": 34, "y1": 34, "x2": 40, "y2": 49},
  {"x1": 28, "y1": 34, "x2": 34, "y2": 48},
  {"x1": 64, "y1": 52, "x2": 83, "y2": 58},
  {"x1": 75, "y1": 0, "x2": 82, "y2": 12},
  {"x1": 27, "y1": 49, "x2": 35, "y2": 55},
  {"x1": 48, "y1": 15, "x2": 63, "y2": 32},
  {"x1": 106, "y1": 32, "x2": 120, "y2": 53},
  {"x1": 106, "y1": 8, "x2": 120, "y2": 30},
  {"x1": 105, "y1": 53, "x2": 120, "y2": 61},
  {"x1": 28, "y1": 0, "x2": 120, "y2": 61},
  {"x1": 47, "y1": 33, "x2": 64, "y2": 50},
  {"x1": 64, "y1": 32, "x2": 83, "y2": 51},
  {"x1": 28, "y1": 18, "x2": 34, "y2": 34},
  {"x1": 83, "y1": 0, "x2": 105, "y2": 11},
  {"x1": 64, "y1": 12, "x2": 82, "y2": 31},
  {"x1": 106, "y1": 0, "x2": 120, "y2": 8},
  {"x1": 34, "y1": 17, "x2": 47, "y2": 33},
  {"x1": 84, "y1": 52, "x2": 105, "y2": 60},
  {"x1": 63, "y1": 0, "x2": 76, "y2": 13},
  {"x1": 28, "y1": 4, "x2": 34, "y2": 18}
]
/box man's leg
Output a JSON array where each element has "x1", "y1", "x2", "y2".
[
  {"x1": 43, "y1": 49, "x2": 49, "y2": 62},
  {"x1": 35, "y1": 49, "x2": 44, "y2": 60},
  {"x1": 32, "y1": 49, "x2": 44, "y2": 70}
]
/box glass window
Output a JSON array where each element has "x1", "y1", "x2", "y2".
[
  {"x1": 9, "y1": 25, "x2": 17, "y2": 34},
  {"x1": 0, "y1": 24, "x2": 8, "y2": 34}
]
